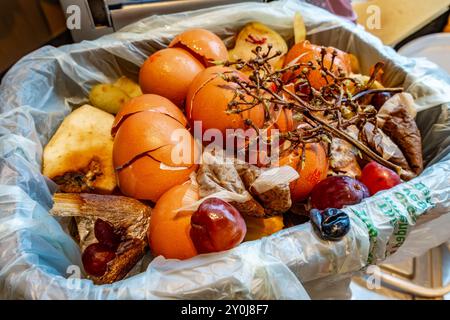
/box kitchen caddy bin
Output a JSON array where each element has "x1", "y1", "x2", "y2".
[{"x1": 0, "y1": 0, "x2": 449, "y2": 299}]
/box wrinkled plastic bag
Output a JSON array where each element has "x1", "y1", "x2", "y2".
[{"x1": 0, "y1": 0, "x2": 449, "y2": 300}]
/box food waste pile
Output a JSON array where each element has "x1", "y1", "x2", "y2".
[{"x1": 45, "y1": 17, "x2": 424, "y2": 284}]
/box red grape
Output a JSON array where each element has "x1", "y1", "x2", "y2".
[
  {"x1": 360, "y1": 161, "x2": 401, "y2": 195},
  {"x1": 94, "y1": 219, "x2": 121, "y2": 250},
  {"x1": 190, "y1": 198, "x2": 246, "y2": 254},
  {"x1": 82, "y1": 243, "x2": 116, "y2": 277},
  {"x1": 310, "y1": 175, "x2": 369, "y2": 210}
]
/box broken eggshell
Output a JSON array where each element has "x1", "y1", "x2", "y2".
[
  {"x1": 169, "y1": 28, "x2": 228, "y2": 66},
  {"x1": 112, "y1": 97, "x2": 199, "y2": 202},
  {"x1": 111, "y1": 94, "x2": 187, "y2": 136}
]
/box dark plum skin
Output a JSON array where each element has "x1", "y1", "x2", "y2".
[
  {"x1": 310, "y1": 176, "x2": 369, "y2": 210},
  {"x1": 310, "y1": 208, "x2": 351, "y2": 241},
  {"x1": 360, "y1": 161, "x2": 401, "y2": 195},
  {"x1": 190, "y1": 198, "x2": 246, "y2": 254},
  {"x1": 82, "y1": 243, "x2": 116, "y2": 277},
  {"x1": 94, "y1": 219, "x2": 121, "y2": 250}
]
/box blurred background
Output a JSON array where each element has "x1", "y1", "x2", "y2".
[
  {"x1": 1, "y1": 0, "x2": 450, "y2": 79},
  {"x1": 0, "y1": 0, "x2": 449, "y2": 300}
]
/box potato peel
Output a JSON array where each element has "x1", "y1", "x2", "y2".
[{"x1": 228, "y1": 22, "x2": 288, "y2": 71}]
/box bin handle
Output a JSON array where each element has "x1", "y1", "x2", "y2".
[{"x1": 376, "y1": 269, "x2": 450, "y2": 298}]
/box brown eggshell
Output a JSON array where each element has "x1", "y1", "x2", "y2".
[
  {"x1": 139, "y1": 48, "x2": 205, "y2": 106},
  {"x1": 169, "y1": 28, "x2": 228, "y2": 65},
  {"x1": 283, "y1": 40, "x2": 352, "y2": 89},
  {"x1": 269, "y1": 82, "x2": 294, "y2": 133},
  {"x1": 114, "y1": 112, "x2": 175, "y2": 167},
  {"x1": 148, "y1": 182, "x2": 199, "y2": 259},
  {"x1": 278, "y1": 143, "x2": 329, "y2": 202},
  {"x1": 185, "y1": 65, "x2": 229, "y2": 120},
  {"x1": 186, "y1": 66, "x2": 265, "y2": 136},
  {"x1": 113, "y1": 109, "x2": 200, "y2": 202},
  {"x1": 112, "y1": 94, "x2": 187, "y2": 136},
  {"x1": 116, "y1": 156, "x2": 197, "y2": 202},
  {"x1": 271, "y1": 107, "x2": 294, "y2": 133}
]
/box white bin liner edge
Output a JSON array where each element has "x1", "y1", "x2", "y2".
[{"x1": 0, "y1": 0, "x2": 449, "y2": 299}]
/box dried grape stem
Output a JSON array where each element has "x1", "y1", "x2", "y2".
[
  {"x1": 280, "y1": 87, "x2": 400, "y2": 172},
  {"x1": 223, "y1": 44, "x2": 404, "y2": 174}
]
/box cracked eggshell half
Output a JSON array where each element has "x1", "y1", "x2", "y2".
[
  {"x1": 113, "y1": 110, "x2": 199, "y2": 202},
  {"x1": 169, "y1": 28, "x2": 228, "y2": 66}
]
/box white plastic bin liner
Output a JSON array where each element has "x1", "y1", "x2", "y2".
[{"x1": 0, "y1": 0, "x2": 449, "y2": 299}]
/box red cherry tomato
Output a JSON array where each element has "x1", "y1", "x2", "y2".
[{"x1": 360, "y1": 161, "x2": 401, "y2": 195}]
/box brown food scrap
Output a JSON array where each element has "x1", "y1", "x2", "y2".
[
  {"x1": 360, "y1": 122, "x2": 416, "y2": 180},
  {"x1": 257, "y1": 187, "x2": 292, "y2": 216},
  {"x1": 329, "y1": 125, "x2": 362, "y2": 178},
  {"x1": 196, "y1": 159, "x2": 266, "y2": 217},
  {"x1": 51, "y1": 193, "x2": 151, "y2": 248},
  {"x1": 329, "y1": 137, "x2": 362, "y2": 178},
  {"x1": 233, "y1": 161, "x2": 261, "y2": 189},
  {"x1": 51, "y1": 193, "x2": 151, "y2": 284},
  {"x1": 377, "y1": 105, "x2": 423, "y2": 176},
  {"x1": 234, "y1": 160, "x2": 292, "y2": 216},
  {"x1": 95, "y1": 238, "x2": 147, "y2": 285},
  {"x1": 53, "y1": 159, "x2": 104, "y2": 193},
  {"x1": 283, "y1": 202, "x2": 310, "y2": 227},
  {"x1": 43, "y1": 105, "x2": 117, "y2": 195}
]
